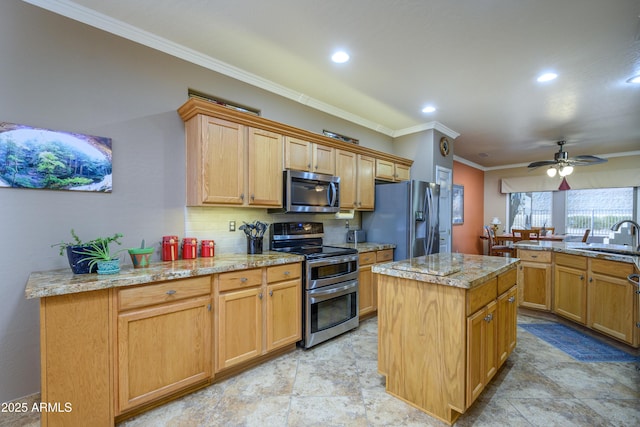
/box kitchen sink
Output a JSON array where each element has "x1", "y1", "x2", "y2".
[{"x1": 575, "y1": 244, "x2": 640, "y2": 257}]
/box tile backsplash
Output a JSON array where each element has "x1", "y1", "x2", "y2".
[{"x1": 185, "y1": 207, "x2": 361, "y2": 254}]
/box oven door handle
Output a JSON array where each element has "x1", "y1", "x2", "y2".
[
  {"x1": 308, "y1": 280, "x2": 358, "y2": 304},
  {"x1": 306, "y1": 254, "x2": 359, "y2": 268},
  {"x1": 328, "y1": 181, "x2": 337, "y2": 208}
]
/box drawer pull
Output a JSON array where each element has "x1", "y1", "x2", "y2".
[
  {"x1": 240, "y1": 277, "x2": 248, "y2": 282},
  {"x1": 166, "y1": 290, "x2": 176, "y2": 295},
  {"x1": 508, "y1": 296, "x2": 515, "y2": 303},
  {"x1": 284, "y1": 271, "x2": 290, "y2": 276},
  {"x1": 531, "y1": 255, "x2": 538, "y2": 258}
]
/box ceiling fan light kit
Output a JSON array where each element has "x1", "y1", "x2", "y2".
[{"x1": 528, "y1": 140, "x2": 607, "y2": 180}]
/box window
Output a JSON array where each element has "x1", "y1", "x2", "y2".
[
  {"x1": 507, "y1": 187, "x2": 635, "y2": 237},
  {"x1": 508, "y1": 192, "x2": 552, "y2": 231},
  {"x1": 566, "y1": 188, "x2": 633, "y2": 236}
]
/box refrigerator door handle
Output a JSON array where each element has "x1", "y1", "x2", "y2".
[{"x1": 424, "y1": 187, "x2": 432, "y2": 254}]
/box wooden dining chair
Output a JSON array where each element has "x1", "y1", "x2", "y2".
[
  {"x1": 512, "y1": 229, "x2": 539, "y2": 241},
  {"x1": 485, "y1": 226, "x2": 514, "y2": 257},
  {"x1": 581, "y1": 229, "x2": 591, "y2": 242}
]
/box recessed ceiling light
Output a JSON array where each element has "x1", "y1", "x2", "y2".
[
  {"x1": 537, "y1": 72, "x2": 558, "y2": 82},
  {"x1": 627, "y1": 74, "x2": 640, "y2": 84},
  {"x1": 421, "y1": 106, "x2": 436, "y2": 113},
  {"x1": 331, "y1": 51, "x2": 349, "y2": 63}
]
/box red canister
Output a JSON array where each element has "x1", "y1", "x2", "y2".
[
  {"x1": 162, "y1": 235, "x2": 179, "y2": 261},
  {"x1": 201, "y1": 240, "x2": 215, "y2": 257},
  {"x1": 182, "y1": 237, "x2": 197, "y2": 259}
]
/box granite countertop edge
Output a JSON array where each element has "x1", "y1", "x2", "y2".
[
  {"x1": 514, "y1": 241, "x2": 640, "y2": 269},
  {"x1": 25, "y1": 252, "x2": 305, "y2": 299},
  {"x1": 328, "y1": 242, "x2": 396, "y2": 252},
  {"x1": 372, "y1": 254, "x2": 520, "y2": 290}
]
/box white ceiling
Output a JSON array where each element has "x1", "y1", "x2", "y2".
[{"x1": 26, "y1": 0, "x2": 640, "y2": 168}]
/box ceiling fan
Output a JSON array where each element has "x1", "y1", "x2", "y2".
[{"x1": 528, "y1": 140, "x2": 607, "y2": 177}]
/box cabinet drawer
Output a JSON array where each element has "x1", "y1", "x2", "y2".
[
  {"x1": 467, "y1": 278, "x2": 497, "y2": 315},
  {"x1": 267, "y1": 263, "x2": 301, "y2": 283},
  {"x1": 218, "y1": 268, "x2": 262, "y2": 292},
  {"x1": 497, "y1": 268, "x2": 517, "y2": 295},
  {"x1": 554, "y1": 253, "x2": 587, "y2": 269},
  {"x1": 517, "y1": 249, "x2": 551, "y2": 263},
  {"x1": 359, "y1": 252, "x2": 376, "y2": 266},
  {"x1": 118, "y1": 276, "x2": 211, "y2": 311},
  {"x1": 590, "y1": 258, "x2": 634, "y2": 279},
  {"x1": 376, "y1": 249, "x2": 394, "y2": 263}
]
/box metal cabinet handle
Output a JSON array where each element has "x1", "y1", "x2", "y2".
[
  {"x1": 307, "y1": 163, "x2": 311, "y2": 169},
  {"x1": 240, "y1": 193, "x2": 244, "y2": 201},
  {"x1": 283, "y1": 271, "x2": 290, "y2": 276},
  {"x1": 531, "y1": 255, "x2": 538, "y2": 258},
  {"x1": 508, "y1": 296, "x2": 515, "y2": 303},
  {"x1": 259, "y1": 292, "x2": 263, "y2": 299},
  {"x1": 240, "y1": 277, "x2": 248, "y2": 282},
  {"x1": 269, "y1": 290, "x2": 273, "y2": 297},
  {"x1": 579, "y1": 275, "x2": 584, "y2": 280},
  {"x1": 166, "y1": 290, "x2": 176, "y2": 295},
  {"x1": 484, "y1": 313, "x2": 493, "y2": 322}
]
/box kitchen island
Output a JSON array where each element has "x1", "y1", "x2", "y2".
[{"x1": 373, "y1": 253, "x2": 520, "y2": 425}]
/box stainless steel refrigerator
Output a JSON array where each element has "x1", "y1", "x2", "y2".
[{"x1": 362, "y1": 180, "x2": 439, "y2": 261}]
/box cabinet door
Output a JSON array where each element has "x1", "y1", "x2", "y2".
[
  {"x1": 517, "y1": 261, "x2": 551, "y2": 310},
  {"x1": 466, "y1": 301, "x2": 497, "y2": 409},
  {"x1": 312, "y1": 144, "x2": 335, "y2": 175},
  {"x1": 117, "y1": 296, "x2": 212, "y2": 412},
  {"x1": 217, "y1": 287, "x2": 263, "y2": 370},
  {"x1": 201, "y1": 117, "x2": 245, "y2": 205},
  {"x1": 284, "y1": 136, "x2": 312, "y2": 171},
  {"x1": 336, "y1": 149, "x2": 357, "y2": 209},
  {"x1": 247, "y1": 127, "x2": 283, "y2": 206},
  {"x1": 357, "y1": 154, "x2": 375, "y2": 210},
  {"x1": 497, "y1": 286, "x2": 517, "y2": 367},
  {"x1": 588, "y1": 272, "x2": 636, "y2": 344},
  {"x1": 266, "y1": 279, "x2": 302, "y2": 351},
  {"x1": 395, "y1": 164, "x2": 410, "y2": 181},
  {"x1": 358, "y1": 263, "x2": 374, "y2": 316},
  {"x1": 554, "y1": 265, "x2": 587, "y2": 324},
  {"x1": 375, "y1": 159, "x2": 396, "y2": 181}
]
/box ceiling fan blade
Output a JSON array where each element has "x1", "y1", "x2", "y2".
[
  {"x1": 569, "y1": 155, "x2": 608, "y2": 165},
  {"x1": 528, "y1": 160, "x2": 557, "y2": 168}
]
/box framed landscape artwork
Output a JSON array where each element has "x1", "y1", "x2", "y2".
[
  {"x1": 452, "y1": 184, "x2": 464, "y2": 224},
  {"x1": 0, "y1": 122, "x2": 112, "y2": 192}
]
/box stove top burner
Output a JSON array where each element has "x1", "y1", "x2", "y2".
[
  {"x1": 277, "y1": 245, "x2": 357, "y2": 259},
  {"x1": 270, "y1": 221, "x2": 357, "y2": 259}
]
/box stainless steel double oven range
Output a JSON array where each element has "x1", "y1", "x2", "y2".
[{"x1": 270, "y1": 222, "x2": 359, "y2": 349}]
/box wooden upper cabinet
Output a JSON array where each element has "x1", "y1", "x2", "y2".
[
  {"x1": 357, "y1": 154, "x2": 375, "y2": 210},
  {"x1": 284, "y1": 136, "x2": 335, "y2": 175},
  {"x1": 248, "y1": 128, "x2": 283, "y2": 206},
  {"x1": 376, "y1": 159, "x2": 410, "y2": 182},
  {"x1": 336, "y1": 149, "x2": 357, "y2": 209},
  {"x1": 192, "y1": 116, "x2": 245, "y2": 205},
  {"x1": 185, "y1": 114, "x2": 283, "y2": 207}
]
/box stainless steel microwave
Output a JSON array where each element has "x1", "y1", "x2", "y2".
[{"x1": 277, "y1": 170, "x2": 340, "y2": 213}]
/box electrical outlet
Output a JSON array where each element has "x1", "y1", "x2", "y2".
[{"x1": 229, "y1": 221, "x2": 236, "y2": 232}]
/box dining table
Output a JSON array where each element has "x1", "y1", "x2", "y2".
[{"x1": 479, "y1": 233, "x2": 566, "y2": 242}]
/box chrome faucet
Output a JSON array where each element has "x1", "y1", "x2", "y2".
[{"x1": 611, "y1": 220, "x2": 640, "y2": 251}]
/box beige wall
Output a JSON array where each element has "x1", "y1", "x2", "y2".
[{"x1": 483, "y1": 154, "x2": 640, "y2": 231}]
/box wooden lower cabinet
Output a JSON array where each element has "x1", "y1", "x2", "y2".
[
  {"x1": 216, "y1": 263, "x2": 302, "y2": 371},
  {"x1": 358, "y1": 249, "x2": 394, "y2": 317},
  {"x1": 377, "y1": 266, "x2": 517, "y2": 425},
  {"x1": 587, "y1": 259, "x2": 637, "y2": 345},
  {"x1": 517, "y1": 249, "x2": 551, "y2": 310},
  {"x1": 117, "y1": 295, "x2": 212, "y2": 412},
  {"x1": 40, "y1": 290, "x2": 113, "y2": 427},
  {"x1": 553, "y1": 253, "x2": 588, "y2": 324}
]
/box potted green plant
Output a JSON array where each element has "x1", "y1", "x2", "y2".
[{"x1": 52, "y1": 230, "x2": 124, "y2": 274}]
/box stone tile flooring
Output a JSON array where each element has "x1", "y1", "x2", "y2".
[{"x1": 6, "y1": 313, "x2": 640, "y2": 426}]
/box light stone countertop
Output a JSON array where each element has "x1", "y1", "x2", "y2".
[
  {"x1": 372, "y1": 253, "x2": 520, "y2": 289},
  {"x1": 25, "y1": 251, "x2": 304, "y2": 299},
  {"x1": 328, "y1": 242, "x2": 396, "y2": 252},
  {"x1": 514, "y1": 240, "x2": 640, "y2": 270}
]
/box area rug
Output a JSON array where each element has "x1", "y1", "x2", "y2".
[{"x1": 518, "y1": 323, "x2": 639, "y2": 363}]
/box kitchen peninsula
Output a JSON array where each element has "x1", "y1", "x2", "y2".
[{"x1": 373, "y1": 253, "x2": 519, "y2": 425}]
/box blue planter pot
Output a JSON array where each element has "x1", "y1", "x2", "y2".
[
  {"x1": 66, "y1": 245, "x2": 97, "y2": 274},
  {"x1": 97, "y1": 259, "x2": 120, "y2": 275}
]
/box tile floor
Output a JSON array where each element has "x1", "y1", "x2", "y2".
[{"x1": 6, "y1": 313, "x2": 640, "y2": 427}]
